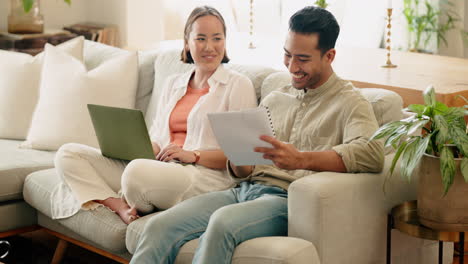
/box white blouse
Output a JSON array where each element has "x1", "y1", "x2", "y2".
[{"x1": 149, "y1": 64, "x2": 258, "y2": 151}]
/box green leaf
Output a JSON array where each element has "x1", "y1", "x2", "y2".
[
  {"x1": 434, "y1": 115, "x2": 450, "y2": 145},
  {"x1": 64, "y1": 0, "x2": 72, "y2": 5},
  {"x1": 384, "y1": 124, "x2": 410, "y2": 148},
  {"x1": 390, "y1": 141, "x2": 408, "y2": 175},
  {"x1": 461, "y1": 157, "x2": 468, "y2": 182},
  {"x1": 423, "y1": 85, "x2": 436, "y2": 106},
  {"x1": 440, "y1": 146, "x2": 456, "y2": 195},
  {"x1": 369, "y1": 121, "x2": 405, "y2": 141},
  {"x1": 407, "y1": 104, "x2": 426, "y2": 115},
  {"x1": 401, "y1": 137, "x2": 430, "y2": 182},
  {"x1": 22, "y1": 0, "x2": 34, "y2": 13},
  {"x1": 443, "y1": 106, "x2": 466, "y2": 120},
  {"x1": 450, "y1": 127, "x2": 468, "y2": 157},
  {"x1": 407, "y1": 119, "x2": 429, "y2": 135},
  {"x1": 434, "y1": 101, "x2": 449, "y2": 115}
]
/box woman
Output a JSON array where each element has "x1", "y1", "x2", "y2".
[{"x1": 51, "y1": 6, "x2": 257, "y2": 224}]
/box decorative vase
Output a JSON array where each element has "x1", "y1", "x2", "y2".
[
  {"x1": 417, "y1": 154, "x2": 468, "y2": 231},
  {"x1": 8, "y1": 0, "x2": 44, "y2": 34}
]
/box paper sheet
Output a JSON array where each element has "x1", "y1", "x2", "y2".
[{"x1": 208, "y1": 107, "x2": 275, "y2": 165}]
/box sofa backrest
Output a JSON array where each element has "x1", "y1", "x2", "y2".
[
  {"x1": 144, "y1": 49, "x2": 277, "y2": 128},
  {"x1": 83, "y1": 41, "x2": 159, "y2": 113},
  {"x1": 260, "y1": 71, "x2": 404, "y2": 127}
]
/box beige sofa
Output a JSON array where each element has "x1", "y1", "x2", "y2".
[{"x1": 0, "y1": 41, "x2": 453, "y2": 263}]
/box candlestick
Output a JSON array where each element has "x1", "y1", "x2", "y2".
[
  {"x1": 382, "y1": 8, "x2": 397, "y2": 68},
  {"x1": 248, "y1": 0, "x2": 256, "y2": 49}
]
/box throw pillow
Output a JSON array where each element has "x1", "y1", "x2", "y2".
[
  {"x1": 21, "y1": 43, "x2": 139, "y2": 151},
  {"x1": 0, "y1": 36, "x2": 84, "y2": 140}
]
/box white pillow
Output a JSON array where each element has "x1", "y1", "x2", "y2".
[
  {"x1": 0, "y1": 36, "x2": 84, "y2": 140},
  {"x1": 21, "y1": 44, "x2": 139, "y2": 151}
]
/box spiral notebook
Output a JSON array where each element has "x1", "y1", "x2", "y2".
[{"x1": 207, "y1": 107, "x2": 276, "y2": 166}]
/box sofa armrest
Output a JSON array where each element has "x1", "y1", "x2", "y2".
[{"x1": 288, "y1": 154, "x2": 418, "y2": 264}]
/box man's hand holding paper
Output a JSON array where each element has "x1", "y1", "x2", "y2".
[
  {"x1": 207, "y1": 107, "x2": 276, "y2": 166},
  {"x1": 254, "y1": 135, "x2": 304, "y2": 170}
]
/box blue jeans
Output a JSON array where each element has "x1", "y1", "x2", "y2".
[{"x1": 130, "y1": 181, "x2": 288, "y2": 264}]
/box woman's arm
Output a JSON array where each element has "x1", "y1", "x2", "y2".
[
  {"x1": 157, "y1": 145, "x2": 228, "y2": 170},
  {"x1": 195, "y1": 150, "x2": 227, "y2": 170}
]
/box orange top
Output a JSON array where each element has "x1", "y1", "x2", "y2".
[{"x1": 169, "y1": 84, "x2": 209, "y2": 147}]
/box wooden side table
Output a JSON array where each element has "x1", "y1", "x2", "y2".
[{"x1": 387, "y1": 201, "x2": 466, "y2": 264}]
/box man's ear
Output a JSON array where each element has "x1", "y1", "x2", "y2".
[{"x1": 325, "y1": 48, "x2": 336, "y2": 63}]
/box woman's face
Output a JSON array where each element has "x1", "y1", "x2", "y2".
[{"x1": 186, "y1": 15, "x2": 226, "y2": 73}]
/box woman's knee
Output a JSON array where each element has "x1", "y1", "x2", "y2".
[
  {"x1": 121, "y1": 159, "x2": 153, "y2": 192},
  {"x1": 55, "y1": 143, "x2": 95, "y2": 174}
]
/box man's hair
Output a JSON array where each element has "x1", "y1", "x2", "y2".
[
  {"x1": 289, "y1": 6, "x2": 340, "y2": 55},
  {"x1": 181, "y1": 6, "x2": 230, "y2": 64}
]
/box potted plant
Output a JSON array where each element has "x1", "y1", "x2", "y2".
[
  {"x1": 371, "y1": 85, "x2": 468, "y2": 231},
  {"x1": 403, "y1": 0, "x2": 468, "y2": 53},
  {"x1": 314, "y1": 0, "x2": 328, "y2": 8},
  {"x1": 8, "y1": 0, "x2": 71, "y2": 34}
]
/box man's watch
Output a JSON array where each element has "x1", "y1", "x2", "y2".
[{"x1": 192, "y1": 150, "x2": 201, "y2": 164}]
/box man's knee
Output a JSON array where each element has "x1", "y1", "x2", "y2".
[{"x1": 207, "y1": 205, "x2": 242, "y2": 235}]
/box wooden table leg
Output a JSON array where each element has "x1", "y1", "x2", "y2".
[
  {"x1": 460, "y1": 233, "x2": 465, "y2": 264},
  {"x1": 387, "y1": 214, "x2": 393, "y2": 264},
  {"x1": 439, "y1": 241, "x2": 443, "y2": 264},
  {"x1": 51, "y1": 239, "x2": 68, "y2": 264}
]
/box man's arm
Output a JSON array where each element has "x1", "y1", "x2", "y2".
[{"x1": 254, "y1": 135, "x2": 347, "y2": 172}]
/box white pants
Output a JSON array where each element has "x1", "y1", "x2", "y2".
[{"x1": 52, "y1": 143, "x2": 232, "y2": 218}]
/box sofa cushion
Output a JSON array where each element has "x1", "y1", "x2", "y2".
[
  {"x1": 359, "y1": 88, "x2": 403, "y2": 125},
  {"x1": 83, "y1": 40, "x2": 159, "y2": 113},
  {"x1": 127, "y1": 215, "x2": 319, "y2": 264},
  {"x1": 23, "y1": 169, "x2": 128, "y2": 253},
  {"x1": 126, "y1": 212, "x2": 158, "y2": 254},
  {"x1": 22, "y1": 45, "x2": 139, "y2": 151},
  {"x1": 144, "y1": 49, "x2": 277, "y2": 128},
  {"x1": 0, "y1": 201, "x2": 37, "y2": 232},
  {"x1": 0, "y1": 36, "x2": 84, "y2": 140},
  {"x1": 0, "y1": 139, "x2": 55, "y2": 202},
  {"x1": 260, "y1": 71, "x2": 403, "y2": 127}
]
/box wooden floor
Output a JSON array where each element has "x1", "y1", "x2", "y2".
[
  {"x1": 1, "y1": 230, "x2": 119, "y2": 264},
  {"x1": 453, "y1": 255, "x2": 468, "y2": 264}
]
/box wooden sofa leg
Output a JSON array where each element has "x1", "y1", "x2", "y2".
[{"x1": 51, "y1": 239, "x2": 68, "y2": 264}]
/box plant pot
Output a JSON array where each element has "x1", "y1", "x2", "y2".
[
  {"x1": 417, "y1": 154, "x2": 468, "y2": 231},
  {"x1": 8, "y1": 0, "x2": 44, "y2": 34}
]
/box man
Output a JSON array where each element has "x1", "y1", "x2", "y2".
[{"x1": 130, "y1": 6, "x2": 384, "y2": 264}]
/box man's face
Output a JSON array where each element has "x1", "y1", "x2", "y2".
[{"x1": 283, "y1": 31, "x2": 330, "y2": 90}]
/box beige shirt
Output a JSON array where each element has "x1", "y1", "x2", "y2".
[{"x1": 229, "y1": 73, "x2": 384, "y2": 190}]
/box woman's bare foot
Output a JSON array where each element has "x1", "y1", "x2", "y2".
[{"x1": 96, "y1": 197, "x2": 139, "y2": 224}]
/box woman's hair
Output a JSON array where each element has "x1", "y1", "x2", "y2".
[{"x1": 181, "y1": 6, "x2": 230, "y2": 64}]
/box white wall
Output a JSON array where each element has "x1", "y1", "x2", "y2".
[
  {"x1": 0, "y1": 0, "x2": 166, "y2": 49},
  {"x1": 465, "y1": 0, "x2": 468, "y2": 58},
  {"x1": 125, "y1": 0, "x2": 164, "y2": 50}
]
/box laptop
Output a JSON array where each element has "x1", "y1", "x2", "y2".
[{"x1": 87, "y1": 104, "x2": 155, "y2": 161}]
